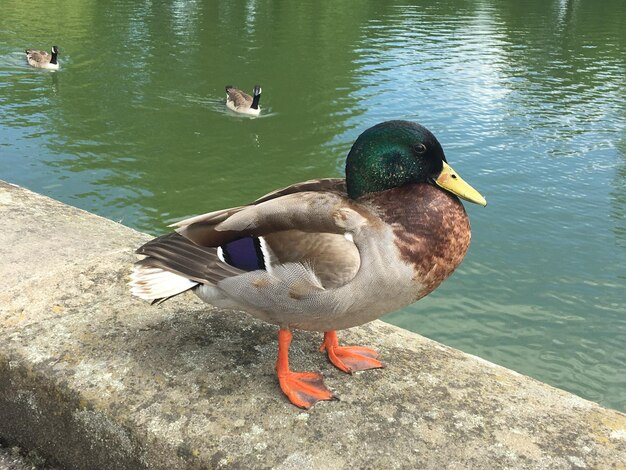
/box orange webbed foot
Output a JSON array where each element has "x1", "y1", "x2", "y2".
[
  {"x1": 277, "y1": 370, "x2": 337, "y2": 409},
  {"x1": 320, "y1": 330, "x2": 385, "y2": 374},
  {"x1": 276, "y1": 329, "x2": 337, "y2": 409}
]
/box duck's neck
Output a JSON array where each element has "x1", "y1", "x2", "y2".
[
  {"x1": 50, "y1": 51, "x2": 58, "y2": 65},
  {"x1": 251, "y1": 94, "x2": 261, "y2": 110}
]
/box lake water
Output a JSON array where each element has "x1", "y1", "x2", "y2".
[{"x1": 1, "y1": 0, "x2": 625, "y2": 412}]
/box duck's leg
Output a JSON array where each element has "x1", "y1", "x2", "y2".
[
  {"x1": 275, "y1": 329, "x2": 337, "y2": 409},
  {"x1": 320, "y1": 330, "x2": 384, "y2": 374}
]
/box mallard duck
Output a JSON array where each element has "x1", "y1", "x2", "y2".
[
  {"x1": 225, "y1": 85, "x2": 261, "y2": 115},
  {"x1": 130, "y1": 120, "x2": 486, "y2": 409},
  {"x1": 25, "y1": 46, "x2": 60, "y2": 70}
]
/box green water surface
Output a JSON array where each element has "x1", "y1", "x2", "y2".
[{"x1": 1, "y1": 0, "x2": 625, "y2": 412}]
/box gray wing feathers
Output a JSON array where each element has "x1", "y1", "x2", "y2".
[
  {"x1": 178, "y1": 192, "x2": 350, "y2": 246},
  {"x1": 254, "y1": 178, "x2": 347, "y2": 204},
  {"x1": 170, "y1": 178, "x2": 346, "y2": 231},
  {"x1": 169, "y1": 207, "x2": 245, "y2": 229},
  {"x1": 263, "y1": 231, "x2": 360, "y2": 288}
]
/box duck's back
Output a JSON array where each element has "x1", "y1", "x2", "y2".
[
  {"x1": 225, "y1": 87, "x2": 252, "y2": 109},
  {"x1": 26, "y1": 50, "x2": 48, "y2": 67}
]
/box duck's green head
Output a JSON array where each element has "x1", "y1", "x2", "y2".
[{"x1": 346, "y1": 120, "x2": 486, "y2": 206}]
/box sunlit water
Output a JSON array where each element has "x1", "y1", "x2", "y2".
[{"x1": 1, "y1": 0, "x2": 625, "y2": 412}]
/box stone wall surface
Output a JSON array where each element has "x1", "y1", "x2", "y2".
[{"x1": 1, "y1": 180, "x2": 625, "y2": 469}]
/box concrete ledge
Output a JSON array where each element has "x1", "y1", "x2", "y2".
[{"x1": 1, "y1": 180, "x2": 625, "y2": 469}]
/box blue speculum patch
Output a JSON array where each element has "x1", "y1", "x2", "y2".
[{"x1": 221, "y1": 236, "x2": 266, "y2": 271}]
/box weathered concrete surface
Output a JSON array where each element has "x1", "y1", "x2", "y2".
[
  {"x1": 1, "y1": 180, "x2": 625, "y2": 470},
  {"x1": 0, "y1": 441, "x2": 57, "y2": 470}
]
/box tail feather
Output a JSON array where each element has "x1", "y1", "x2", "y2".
[
  {"x1": 131, "y1": 232, "x2": 247, "y2": 303},
  {"x1": 130, "y1": 265, "x2": 198, "y2": 301},
  {"x1": 136, "y1": 233, "x2": 244, "y2": 284}
]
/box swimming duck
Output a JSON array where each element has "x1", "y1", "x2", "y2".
[
  {"x1": 130, "y1": 120, "x2": 486, "y2": 409},
  {"x1": 225, "y1": 85, "x2": 261, "y2": 115},
  {"x1": 25, "y1": 46, "x2": 60, "y2": 70}
]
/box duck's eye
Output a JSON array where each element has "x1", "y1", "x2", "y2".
[
  {"x1": 451, "y1": 174, "x2": 457, "y2": 179},
  {"x1": 413, "y1": 143, "x2": 427, "y2": 154}
]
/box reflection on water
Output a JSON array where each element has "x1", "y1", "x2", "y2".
[{"x1": 1, "y1": 0, "x2": 625, "y2": 412}]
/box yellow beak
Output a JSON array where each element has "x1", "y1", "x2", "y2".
[{"x1": 435, "y1": 162, "x2": 487, "y2": 206}]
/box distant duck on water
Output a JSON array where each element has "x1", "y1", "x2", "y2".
[
  {"x1": 25, "y1": 46, "x2": 60, "y2": 69},
  {"x1": 225, "y1": 85, "x2": 261, "y2": 116}
]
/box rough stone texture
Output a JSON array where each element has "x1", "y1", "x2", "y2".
[
  {"x1": 0, "y1": 441, "x2": 58, "y2": 470},
  {"x1": 1, "y1": 180, "x2": 625, "y2": 470}
]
